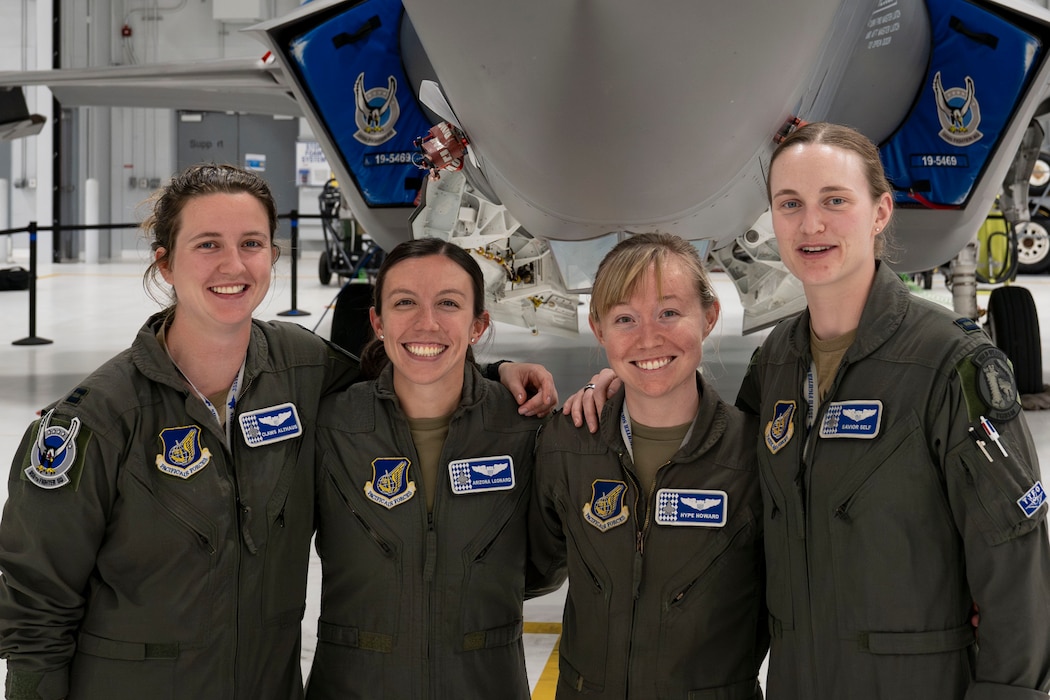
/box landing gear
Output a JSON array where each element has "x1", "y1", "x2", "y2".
[{"x1": 986, "y1": 286, "x2": 1044, "y2": 395}]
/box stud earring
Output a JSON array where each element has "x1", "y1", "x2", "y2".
[
  {"x1": 875, "y1": 227, "x2": 881, "y2": 233},
  {"x1": 379, "y1": 334, "x2": 384, "y2": 340}
]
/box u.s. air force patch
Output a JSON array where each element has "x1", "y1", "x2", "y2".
[
  {"x1": 23, "y1": 409, "x2": 89, "y2": 490},
  {"x1": 972, "y1": 347, "x2": 1021, "y2": 421},
  {"x1": 449, "y1": 455, "x2": 515, "y2": 494},
  {"x1": 365, "y1": 457, "x2": 416, "y2": 509},
  {"x1": 583, "y1": 479, "x2": 629, "y2": 532},
  {"x1": 765, "y1": 401, "x2": 796, "y2": 454},
  {"x1": 655, "y1": 488, "x2": 727, "y2": 527},
  {"x1": 155, "y1": 426, "x2": 212, "y2": 479}
]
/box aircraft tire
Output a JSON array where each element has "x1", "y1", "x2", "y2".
[
  {"x1": 331, "y1": 282, "x2": 375, "y2": 358},
  {"x1": 319, "y1": 250, "x2": 334, "y2": 286},
  {"x1": 1016, "y1": 216, "x2": 1050, "y2": 274},
  {"x1": 986, "y1": 286, "x2": 1044, "y2": 395}
]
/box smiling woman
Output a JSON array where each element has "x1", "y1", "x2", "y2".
[
  {"x1": 0, "y1": 163, "x2": 364, "y2": 700},
  {"x1": 306, "y1": 238, "x2": 561, "y2": 699}
]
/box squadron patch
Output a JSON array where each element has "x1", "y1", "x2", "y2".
[
  {"x1": 1018, "y1": 481, "x2": 1047, "y2": 518},
  {"x1": 819, "y1": 400, "x2": 883, "y2": 439},
  {"x1": 24, "y1": 409, "x2": 87, "y2": 490},
  {"x1": 364, "y1": 457, "x2": 416, "y2": 509},
  {"x1": 655, "y1": 489, "x2": 727, "y2": 527},
  {"x1": 449, "y1": 455, "x2": 515, "y2": 495},
  {"x1": 765, "y1": 401, "x2": 796, "y2": 454},
  {"x1": 155, "y1": 426, "x2": 212, "y2": 479},
  {"x1": 239, "y1": 402, "x2": 303, "y2": 447},
  {"x1": 971, "y1": 347, "x2": 1021, "y2": 421},
  {"x1": 583, "y1": 479, "x2": 630, "y2": 532}
]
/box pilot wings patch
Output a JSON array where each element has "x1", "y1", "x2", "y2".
[
  {"x1": 656, "y1": 489, "x2": 728, "y2": 527},
  {"x1": 449, "y1": 455, "x2": 515, "y2": 494},
  {"x1": 819, "y1": 400, "x2": 883, "y2": 439},
  {"x1": 239, "y1": 402, "x2": 302, "y2": 447}
]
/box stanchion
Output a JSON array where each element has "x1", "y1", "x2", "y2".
[
  {"x1": 278, "y1": 209, "x2": 310, "y2": 317},
  {"x1": 13, "y1": 220, "x2": 54, "y2": 346}
]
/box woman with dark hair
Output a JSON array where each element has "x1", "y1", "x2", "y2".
[
  {"x1": 306, "y1": 239, "x2": 561, "y2": 699},
  {"x1": 0, "y1": 165, "x2": 557, "y2": 700}
]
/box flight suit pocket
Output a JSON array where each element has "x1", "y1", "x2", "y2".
[
  {"x1": 758, "y1": 464, "x2": 793, "y2": 630},
  {"x1": 558, "y1": 524, "x2": 612, "y2": 693},
  {"x1": 72, "y1": 632, "x2": 176, "y2": 700},
  {"x1": 686, "y1": 677, "x2": 761, "y2": 699},
  {"x1": 828, "y1": 415, "x2": 964, "y2": 632}
]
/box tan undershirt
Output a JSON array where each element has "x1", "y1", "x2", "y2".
[
  {"x1": 810, "y1": 328, "x2": 857, "y2": 402},
  {"x1": 408, "y1": 413, "x2": 452, "y2": 512},
  {"x1": 630, "y1": 420, "x2": 691, "y2": 494}
]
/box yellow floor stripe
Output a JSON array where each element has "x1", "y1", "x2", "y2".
[{"x1": 525, "y1": 622, "x2": 561, "y2": 700}]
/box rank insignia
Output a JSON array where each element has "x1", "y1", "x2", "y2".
[
  {"x1": 365, "y1": 457, "x2": 416, "y2": 509},
  {"x1": 655, "y1": 488, "x2": 728, "y2": 527},
  {"x1": 765, "y1": 401, "x2": 796, "y2": 454},
  {"x1": 24, "y1": 409, "x2": 86, "y2": 490},
  {"x1": 1018, "y1": 481, "x2": 1047, "y2": 518},
  {"x1": 583, "y1": 479, "x2": 630, "y2": 532},
  {"x1": 155, "y1": 426, "x2": 212, "y2": 479},
  {"x1": 449, "y1": 455, "x2": 515, "y2": 495},
  {"x1": 239, "y1": 402, "x2": 303, "y2": 447},
  {"x1": 820, "y1": 400, "x2": 883, "y2": 439},
  {"x1": 972, "y1": 347, "x2": 1021, "y2": 421},
  {"x1": 954, "y1": 318, "x2": 981, "y2": 334}
]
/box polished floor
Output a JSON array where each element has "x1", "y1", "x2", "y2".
[{"x1": 1, "y1": 251, "x2": 1049, "y2": 696}]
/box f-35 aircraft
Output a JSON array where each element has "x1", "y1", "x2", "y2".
[{"x1": 3, "y1": 0, "x2": 1050, "y2": 387}]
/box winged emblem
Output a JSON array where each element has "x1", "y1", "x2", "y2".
[
  {"x1": 258, "y1": 410, "x2": 292, "y2": 427},
  {"x1": 472, "y1": 463, "x2": 507, "y2": 477},
  {"x1": 933, "y1": 71, "x2": 975, "y2": 133},
  {"x1": 681, "y1": 497, "x2": 720, "y2": 512},
  {"x1": 842, "y1": 408, "x2": 877, "y2": 422}
]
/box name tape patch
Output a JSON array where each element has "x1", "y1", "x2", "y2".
[
  {"x1": 655, "y1": 489, "x2": 728, "y2": 527},
  {"x1": 449, "y1": 455, "x2": 515, "y2": 494},
  {"x1": 820, "y1": 400, "x2": 883, "y2": 439},
  {"x1": 239, "y1": 402, "x2": 303, "y2": 447}
]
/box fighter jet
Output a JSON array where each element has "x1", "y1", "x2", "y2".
[{"x1": 3, "y1": 0, "x2": 1049, "y2": 387}]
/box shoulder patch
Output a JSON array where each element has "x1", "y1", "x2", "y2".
[
  {"x1": 22, "y1": 409, "x2": 91, "y2": 490},
  {"x1": 954, "y1": 318, "x2": 982, "y2": 334},
  {"x1": 971, "y1": 347, "x2": 1021, "y2": 421}
]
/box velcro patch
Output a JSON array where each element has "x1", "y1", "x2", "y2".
[
  {"x1": 971, "y1": 346, "x2": 1021, "y2": 421},
  {"x1": 23, "y1": 409, "x2": 90, "y2": 490},
  {"x1": 449, "y1": 455, "x2": 515, "y2": 494},
  {"x1": 1018, "y1": 481, "x2": 1047, "y2": 518},
  {"x1": 954, "y1": 318, "x2": 981, "y2": 334},
  {"x1": 819, "y1": 400, "x2": 883, "y2": 439},
  {"x1": 239, "y1": 402, "x2": 303, "y2": 447},
  {"x1": 655, "y1": 489, "x2": 727, "y2": 527}
]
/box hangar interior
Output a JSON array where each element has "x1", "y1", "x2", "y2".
[{"x1": 2, "y1": 1, "x2": 1050, "y2": 696}]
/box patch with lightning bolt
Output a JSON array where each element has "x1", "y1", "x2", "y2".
[
  {"x1": 155, "y1": 426, "x2": 212, "y2": 479},
  {"x1": 583, "y1": 479, "x2": 630, "y2": 532},
  {"x1": 365, "y1": 457, "x2": 416, "y2": 509}
]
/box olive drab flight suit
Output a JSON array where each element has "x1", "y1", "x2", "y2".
[
  {"x1": 0, "y1": 315, "x2": 359, "y2": 700},
  {"x1": 306, "y1": 363, "x2": 556, "y2": 700},
  {"x1": 737, "y1": 262, "x2": 1050, "y2": 699},
  {"x1": 530, "y1": 373, "x2": 768, "y2": 699}
]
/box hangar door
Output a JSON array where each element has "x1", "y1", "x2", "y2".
[{"x1": 176, "y1": 112, "x2": 298, "y2": 241}]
